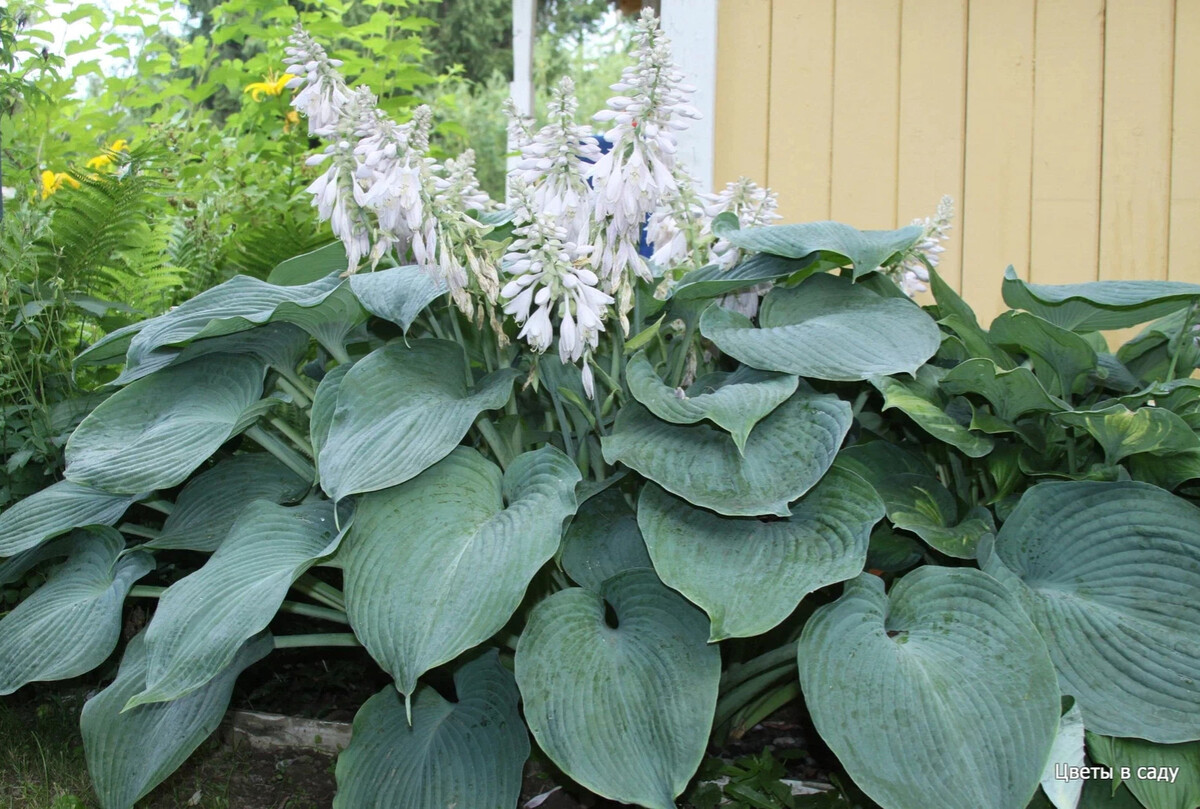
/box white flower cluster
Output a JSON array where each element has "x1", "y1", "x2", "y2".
[
  {"x1": 587, "y1": 7, "x2": 699, "y2": 327},
  {"x1": 501, "y1": 186, "x2": 613, "y2": 398},
  {"x1": 285, "y1": 27, "x2": 494, "y2": 314},
  {"x1": 892, "y1": 194, "x2": 954, "y2": 296},
  {"x1": 511, "y1": 78, "x2": 600, "y2": 241}
]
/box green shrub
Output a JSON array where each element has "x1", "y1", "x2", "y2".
[{"x1": 2, "y1": 11, "x2": 1200, "y2": 809}]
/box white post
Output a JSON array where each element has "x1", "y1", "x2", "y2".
[
  {"x1": 662, "y1": 0, "x2": 718, "y2": 191},
  {"x1": 509, "y1": 0, "x2": 537, "y2": 198}
]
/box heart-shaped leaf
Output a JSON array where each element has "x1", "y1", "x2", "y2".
[
  {"x1": 601, "y1": 387, "x2": 851, "y2": 517},
  {"x1": 82, "y1": 632, "x2": 272, "y2": 809},
  {"x1": 638, "y1": 466, "x2": 883, "y2": 640},
  {"x1": 990, "y1": 311, "x2": 1097, "y2": 398},
  {"x1": 318, "y1": 340, "x2": 518, "y2": 501},
  {"x1": 560, "y1": 488, "x2": 652, "y2": 591},
  {"x1": 1002, "y1": 266, "x2": 1200, "y2": 331},
  {"x1": 515, "y1": 569, "x2": 720, "y2": 809},
  {"x1": 112, "y1": 323, "x2": 310, "y2": 386},
  {"x1": 333, "y1": 649, "x2": 529, "y2": 809},
  {"x1": 700, "y1": 273, "x2": 941, "y2": 381},
  {"x1": 873, "y1": 473, "x2": 995, "y2": 559},
  {"x1": 1086, "y1": 733, "x2": 1200, "y2": 809},
  {"x1": 941, "y1": 358, "x2": 1068, "y2": 421},
  {"x1": 342, "y1": 447, "x2": 578, "y2": 696},
  {"x1": 870, "y1": 369, "x2": 995, "y2": 458},
  {"x1": 979, "y1": 480, "x2": 1200, "y2": 742},
  {"x1": 669, "y1": 253, "x2": 824, "y2": 301},
  {"x1": 798, "y1": 568, "x2": 1060, "y2": 809},
  {"x1": 146, "y1": 454, "x2": 310, "y2": 552},
  {"x1": 121, "y1": 273, "x2": 342, "y2": 372},
  {"x1": 1056, "y1": 405, "x2": 1200, "y2": 465},
  {"x1": 267, "y1": 241, "x2": 346, "y2": 285},
  {"x1": 626, "y1": 351, "x2": 798, "y2": 452},
  {"x1": 309, "y1": 363, "x2": 352, "y2": 462},
  {"x1": 714, "y1": 219, "x2": 923, "y2": 279},
  {"x1": 65, "y1": 354, "x2": 267, "y2": 494},
  {"x1": 0, "y1": 527, "x2": 153, "y2": 694},
  {"x1": 0, "y1": 480, "x2": 139, "y2": 556},
  {"x1": 348, "y1": 265, "x2": 447, "y2": 332},
  {"x1": 130, "y1": 502, "x2": 339, "y2": 708}
]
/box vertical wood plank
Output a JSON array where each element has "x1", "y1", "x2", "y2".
[
  {"x1": 714, "y1": 0, "x2": 772, "y2": 188},
  {"x1": 897, "y1": 0, "x2": 968, "y2": 292},
  {"x1": 1029, "y1": 0, "x2": 1105, "y2": 286},
  {"x1": 766, "y1": 0, "x2": 835, "y2": 222},
  {"x1": 829, "y1": 0, "x2": 902, "y2": 228},
  {"x1": 1099, "y1": 0, "x2": 1175, "y2": 281},
  {"x1": 961, "y1": 0, "x2": 1036, "y2": 325},
  {"x1": 1169, "y1": 0, "x2": 1200, "y2": 282}
]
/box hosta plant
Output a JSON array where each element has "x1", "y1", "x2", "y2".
[{"x1": 3, "y1": 10, "x2": 1200, "y2": 809}]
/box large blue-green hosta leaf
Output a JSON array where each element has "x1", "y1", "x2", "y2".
[
  {"x1": 979, "y1": 481, "x2": 1200, "y2": 742},
  {"x1": 82, "y1": 633, "x2": 272, "y2": 809},
  {"x1": 870, "y1": 369, "x2": 995, "y2": 458},
  {"x1": 65, "y1": 354, "x2": 267, "y2": 494},
  {"x1": 309, "y1": 363, "x2": 352, "y2": 462},
  {"x1": 560, "y1": 488, "x2": 652, "y2": 591},
  {"x1": 333, "y1": 650, "x2": 529, "y2": 809},
  {"x1": 0, "y1": 480, "x2": 140, "y2": 556},
  {"x1": 117, "y1": 273, "x2": 343, "y2": 371},
  {"x1": 700, "y1": 274, "x2": 941, "y2": 381},
  {"x1": 990, "y1": 311, "x2": 1097, "y2": 398},
  {"x1": 626, "y1": 351, "x2": 798, "y2": 453},
  {"x1": 0, "y1": 528, "x2": 153, "y2": 694},
  {"x1": 1002, "y1": 266, "x2": 1200, "y2": 331},
  {"x1": 348, "y1": 264, "x2": 448, "y2": 332},
  {"x1": 112, "y1": 323, "x2": 310, "y2": 386},
  {"x1": 798, "y1": 569, "x2": 1060, "y2": 809},
  {"x1": 145, "y1": 454, "x2": 310, "y2": 552},
  {"x1": 267, "y1": 241, "x2": 346, "y2": 285},
  {"x1": 637, "y1": 467, "x2": 883, "y2": 640},
  {"x1": 713, "y1": 218, "x2": 923, "y2": 279},
  {"x1": 1055, "y1": 405, "x2": 1200, "y2": 465},
  {"x1": 342, "y1": 447, "x2": 578, "y2": 697},
  {"x1": 669, "y1": 253, "x2": 824, "y2": 301},
  {"x1": 516, "y1": 569, "x2": 720, "y2": 809},
  {"x1": 318, "y1": 340, "x2": 518, "y2": 501},
  {"x1": 129, "y1": 501, "x2": 339, "y2": 708},
  {"x1": 602, "y1": 388, "x2": 851, "y2": 517}
]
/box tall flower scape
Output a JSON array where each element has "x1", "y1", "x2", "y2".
[{"x1": 285, "y1": 9, "x2": 950, "y2": 395}]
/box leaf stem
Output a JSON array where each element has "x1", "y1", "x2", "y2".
[
  {"x1": 119, "y1": 523, "x2": 160, "y2": 540},
  {"x1": 127, "y1": 587, "x2": 348, "y2": 625},
  {"x1": 245, "y1": 425, "x2": 316, "y2": 482},
  {"x1": 275, "y1": 376, "x2": 312, "y2": 409},
  {"x1": 475, "y1": 416, "x2": 513, "y2": 470},
  {"x1": 141, "y1": 499, "x2": 175, "y2": 516},
  {"x1": 292, "y1": 575, "x2": 346, "y2": 611},
  {"x1": 269, "y1": 417, "x2": 315, "y2": 459},
  {"x1": 273, "y1": 633, "x2": 361, "y2": 649}
]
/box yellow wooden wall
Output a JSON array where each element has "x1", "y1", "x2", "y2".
[{"x1": 713, "y1": 0, "x2": 1200, "y2": 324}]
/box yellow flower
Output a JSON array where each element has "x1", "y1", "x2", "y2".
[
  {"x1": 40, "y1": 170, "x2": 80, "y2": 199},
  {"x1": 85, "y1": 139, "x2": 130, "y2": 171},
  {"x1": 244, "y1": 72, "x2": 296, "y2": 102},
  {"x1": 283, "y1": 109, "x2": 300, "y2": 133}
]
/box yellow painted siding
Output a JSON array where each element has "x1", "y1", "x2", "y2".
[{"x1": 713, "y1": 0, "x2": 1200, "y2": 323}]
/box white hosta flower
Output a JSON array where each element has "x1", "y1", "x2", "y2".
[
  {"x1": 511, "y1": 77, "x2": 600, "y2": 241},
  {"x1": 891, "y1": 194, "x2": 954, "y2": 297},
  {"x1": 284, "y1": 27, "x2": 351, "y2": 136},
  {"x1": 501, "y1": 197, "x2": 614, "y2": 396},
  {"x1": 589, "y1": 8, "x2": 699, "y2": 302},
  {"x1": 304, "y1": 138, "x2": 370, "y2": 272}
]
